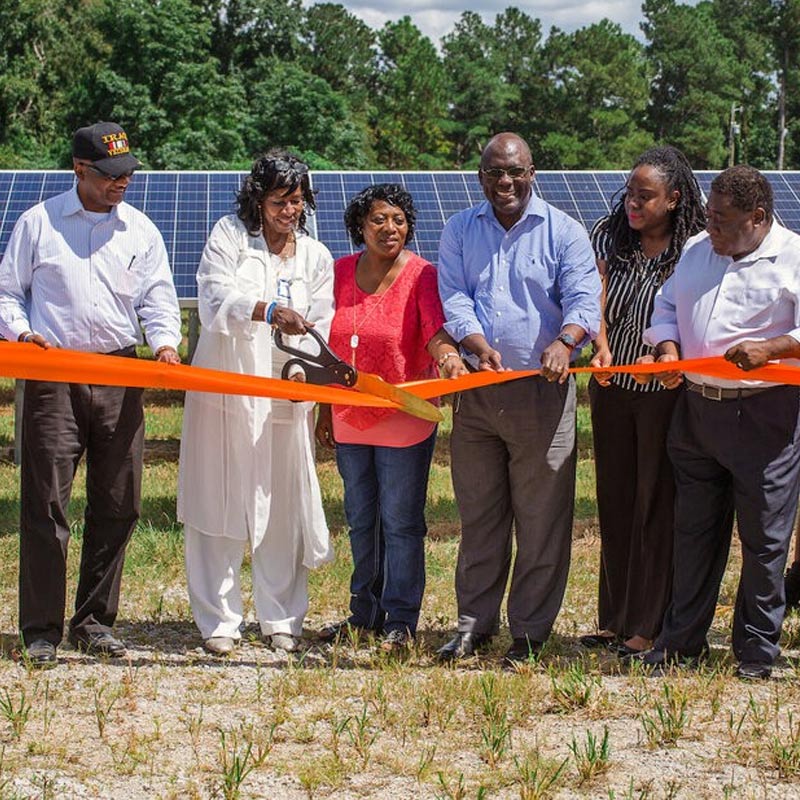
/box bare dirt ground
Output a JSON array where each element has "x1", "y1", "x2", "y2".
[{"x1": 2, "y1": 536, "x2": 800, "y2": 800}]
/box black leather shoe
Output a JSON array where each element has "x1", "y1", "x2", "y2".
[
  {"x1": 436, "y1": 631, "x2": 491, "y2": 662},
  {"x1": 579, "y1": 633, "x2": 618, "y2": 650},
  {"x1": 736, "y1": 661, "x2": 772, "y2": 680},
  {"x1": 69, "y1": 631, "x2": 127, "y2": 657},
  {"x1": 23, "y1": 639, "x2": 57, "y2": 669},
  {"x1": 628, "y1": 645, "x2": 707, "y2": 670},
  {"x1": 318, "y1": 620, "x2": 376, "y2": 643},
  {"x1": 504, "y1": 636, "x2": 543, "y2": 666},
  {"x1": 785, "y1": 560, "x2": 800, "y2": 613},
  {"x1": 612, "y1": 642, "x2": 644, "y2": 658}
]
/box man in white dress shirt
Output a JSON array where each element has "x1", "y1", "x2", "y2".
[
  {"x1": 638, "y1": 165, "x2": 800, "y2": 679},
  {"x1": 0, "y1": 121, "x2": 181, "y2": 667}
]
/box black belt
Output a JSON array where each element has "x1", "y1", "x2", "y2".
[
  {"x1": 685, "y1": 379, "x2": 771, "y2": 401},
  {"x1": 104, "y1": 345, "x2": 138, "y2": 358}
]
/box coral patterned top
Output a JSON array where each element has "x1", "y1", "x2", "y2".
[{"x1": 329, "y1": 252, "x2": 444, "y2": 447}]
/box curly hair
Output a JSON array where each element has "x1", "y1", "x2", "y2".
[
  {"x1": 711, "y1": 165, "x2": 774, "y2": 220},
  {"x1": 343, "y1": 183, "x2": 417, "y2": 247},
  {"x1": 236, "y1": 149, "x2": 315, "y2": 236},
  {"x1": 604, "y1": 145, "x2": 706, "y2": 279}
]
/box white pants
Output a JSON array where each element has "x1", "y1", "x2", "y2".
[
  {"x1": 185, "y1": 525, "x2": 308, "y2": 638},
  {"x1": 184, "y1": 419, "x2": 310, "y2": 640}
]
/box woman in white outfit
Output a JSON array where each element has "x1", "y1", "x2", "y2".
[{"x1": 178, "y1": 151, "x2": 334, "y2": 655}]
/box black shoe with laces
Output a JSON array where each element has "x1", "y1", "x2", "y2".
[
  {"x1": 68, "y1": 630, "x2": 127, "y2": 657},
  {"x1": 23, "y1": 639, "x2": 58, "y2": 669},
  {"x1": 380, "y1": 628, "x2": 412, "y2": 653}
]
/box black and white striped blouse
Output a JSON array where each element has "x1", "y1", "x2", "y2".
[{"x1": 590, "y1": 216, "x2": 674, "y2": 393}]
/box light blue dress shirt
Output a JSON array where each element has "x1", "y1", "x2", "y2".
[
  {"x1": 437, "y1": 192, "x2": 601, "y2": 371},
  {"x1": 0, "y1": 187, "x2": 181, "y2": 353}
]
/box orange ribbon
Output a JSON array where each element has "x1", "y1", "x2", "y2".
[
  {"x1": 402, "y1": 357, "x2": 800, "y2": 399},
  {"x1": 2, "y1": 343, "x2": 800, "y2": 405},
  {"x1": 0, "y1": 343, "x2": 394, "y2": 408}
]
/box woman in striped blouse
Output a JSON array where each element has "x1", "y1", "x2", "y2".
[{"x1": 580, "y1": 146, "x2": 706, "y2": 656}]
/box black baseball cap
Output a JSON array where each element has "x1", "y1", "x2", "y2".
[{"x1": 72, "y1": 121, "x2": 141, "y2": 178}]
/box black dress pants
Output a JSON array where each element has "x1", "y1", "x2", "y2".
[
  {"x1": 657, "y1": 386, "x2": 800, "y2": 664},
  {"x1": 19, "y1": 352, "x2": 144, "y2": 646},
  {"x1": 589, "y1": 380, "x2": 679, "y2": 640}
]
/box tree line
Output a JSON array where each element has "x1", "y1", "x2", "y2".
[{"x1": 1, "y1": 0, "x2": 799, "y2": 172}]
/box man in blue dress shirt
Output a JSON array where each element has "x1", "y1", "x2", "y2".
[{"x1": 436, "y1": 132, "x2": 601, "y2": 664}]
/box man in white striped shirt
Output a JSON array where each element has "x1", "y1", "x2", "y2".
[{"x1": 0, "y1": 121, "x2": 182, "y2": 667}]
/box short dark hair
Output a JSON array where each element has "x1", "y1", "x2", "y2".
[
  {"x1": 711, "y1": 165, "x2": 774, "y2": 220},
  {"x1": 343, "y1": 184, "x2": 417, "y2": 247},
  {"x1": 236, "y1": 149, "x2": 315, "y2": 236}
]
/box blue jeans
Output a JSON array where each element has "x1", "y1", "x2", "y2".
[{"x1": 335, "y1": 429, "x2": 436, "y2": 635}]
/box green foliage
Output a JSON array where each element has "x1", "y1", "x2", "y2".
[
  {"x1": 538, "y1": 21, "x2": 654, "y2": 168},
  {"x1": 642, "y1": 0, "x2": 748, "y2": 167},
  {"x1": 246, "y1": 59, "x2": 372, "y2": 167},
  {"x1": 1, "y1": 0, "x2": 800, "y2": 169},
  {"x1": 569, "y1": 725, "x2": 611, "y2": 784},
  {"x1": 372, "y1": 17, "x2": 450, "y2": 169}
]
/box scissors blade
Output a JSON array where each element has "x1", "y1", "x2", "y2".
[{"x1": 354, "y1": 372, "x2": 443, "y2": 422}]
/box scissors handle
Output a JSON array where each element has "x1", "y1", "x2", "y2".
[
  {"x1": 280, "y1": 357, "x2": 357, "y2": 387},
  {"x1": 274, "y1": 327, "x2": 339, "y2": 365},
  {"x1": 275, "y1": 328, "x2": 357, "y2": 387}
]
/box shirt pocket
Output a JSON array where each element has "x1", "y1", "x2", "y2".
[
  {"x1": 739, "y1": 286, "x2": 782, "y2": 328},
  {"x1": 114, "y1": 252, "x2": 145, "y2": 300}
]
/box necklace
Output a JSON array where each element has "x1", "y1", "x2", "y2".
[
  {"x1": 350, "y1": 260, "x2": 398, "y2": 366},
  {"x1": 265, "y1": 230, "x2": 295, "y2": 260}
]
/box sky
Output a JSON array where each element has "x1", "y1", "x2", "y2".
[{"x1": 326, "y1": 0, "x2": 647, "y2": 44}]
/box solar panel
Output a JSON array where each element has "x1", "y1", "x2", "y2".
[{"x1": 3, "y1": 170, "x2": 800, "y2": 303}]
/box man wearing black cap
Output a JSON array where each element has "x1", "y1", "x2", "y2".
[{"x1": 0, "y1": 121, "x2": 182, "y2": 667}]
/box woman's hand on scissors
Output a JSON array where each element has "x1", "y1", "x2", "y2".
[{"x1": 273, "y1": 307, "x2": 314, "y2": 336}]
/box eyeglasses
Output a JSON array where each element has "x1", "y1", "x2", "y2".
[
  {"x1": 81, "y1": 163, "x2": 134, "y2": 181},
  {"x1": 480, "y1": 166, "x2": 532, "y2": 179}
]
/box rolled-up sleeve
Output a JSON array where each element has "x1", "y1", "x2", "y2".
[
  {"x1": 558, "y1": 222, "x2": 602, "y2": 342},
  {"x1": 437, "y1": 215, "x2": 485, "y2": 343}
]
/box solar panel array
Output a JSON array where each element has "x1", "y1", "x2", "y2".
[{"x1": 3, "y1": 169, "x2": 800, "y2": 303}]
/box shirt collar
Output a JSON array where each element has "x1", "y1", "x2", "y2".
[
  {"x1": 63, "y1": 185, "x2": 128, "y2": 225},
  {"x1": 477, "y1": 190, "x2": 546, "y2": 228},
  {"x1": 734, "y1": 221, "x2": 781, "y2": 263}
]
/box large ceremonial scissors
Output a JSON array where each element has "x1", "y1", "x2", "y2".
[{"x1": 274, "y1": 328, "x2": 442, "y2": 423}]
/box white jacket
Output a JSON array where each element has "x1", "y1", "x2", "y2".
[{"x1": 177, "y1": 214, "x2": 334, "y2": 566}]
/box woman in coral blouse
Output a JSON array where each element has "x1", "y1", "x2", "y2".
[{"x1": 315, "y1": 183, "x2": 466, "y2": 652}]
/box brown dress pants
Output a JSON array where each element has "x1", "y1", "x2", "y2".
[
  {"x1": 450, "y1": 376, "x2": 577, "y2": 641},
  {"x1": 19, "y1": 351, "x2": 144, "y2": 646}
]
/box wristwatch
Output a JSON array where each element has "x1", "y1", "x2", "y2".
[{"x1": 556, "y1": 332, "x2": 577, "y2": 351}]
